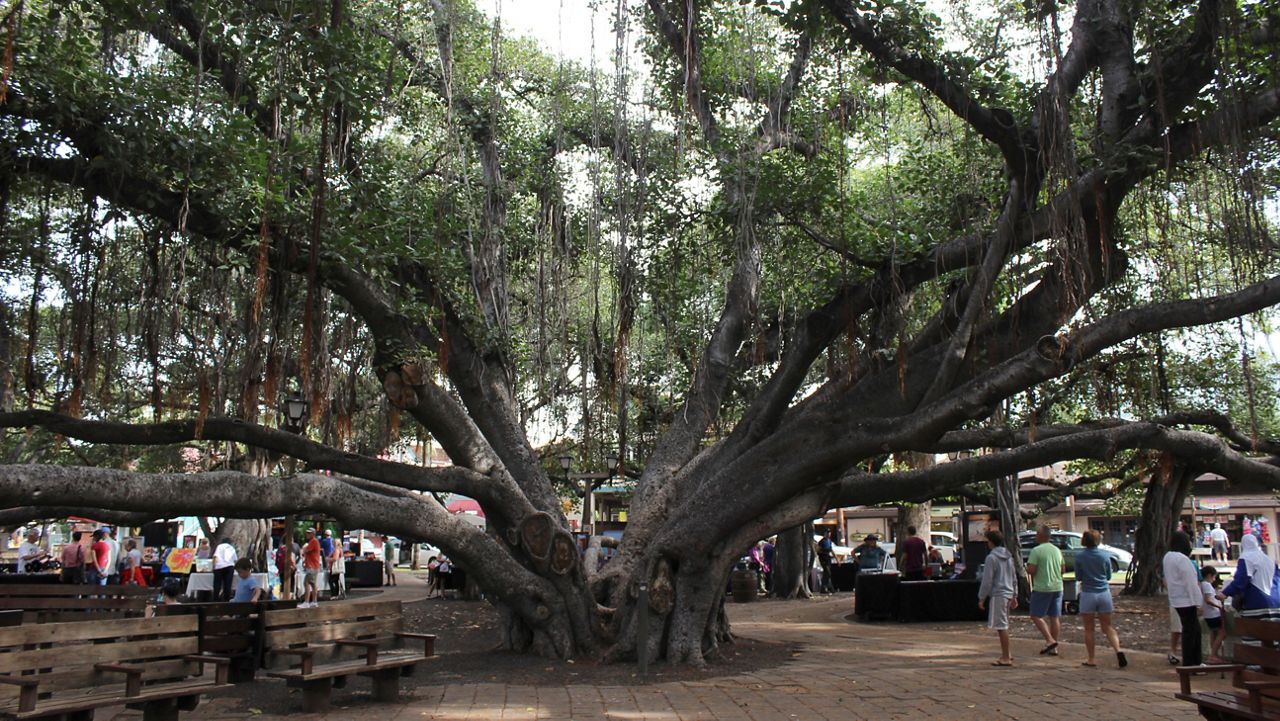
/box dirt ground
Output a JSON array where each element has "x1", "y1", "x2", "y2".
[{"x1": 217, "y1": 596, "x2": 797, "y2": 715}]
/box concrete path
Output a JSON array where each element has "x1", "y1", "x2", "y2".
[{"x1": 109, "y1": 594, "x2": 1224, "y2": 720}]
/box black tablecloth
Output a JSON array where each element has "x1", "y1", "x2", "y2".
[
  {"x1": 831, "y1": 563, "x2": 859, "y2": 592},
  {"x1": 854, "y1": 572, "x2": 900, "y2": 620},
  {"x1": 344, "y1": 560, "x2": 384, "y2": 587},
  {"x1": 855, "y1": 575, "x2": 985, "y2": 622},
  {"x1": 0, "y1": 573, "x2": 60, "y2": 584},
  {"x1": 897, "y1": 580, "x2": 985, "y2": 622}
]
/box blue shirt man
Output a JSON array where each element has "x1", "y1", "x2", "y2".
[{"x1": 231, "y1": 558, "x2": 263, "y2": 602}]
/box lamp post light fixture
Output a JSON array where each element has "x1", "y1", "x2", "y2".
[
  {"x1": 605, "y1": 452, "x2": 619, "y2": 478},
  {"x1": 557, "y1": 453, "x2": 573, "y2": 478},
  {"x1": 281, "y1": 391, "x2": 309, "y2": 434}
]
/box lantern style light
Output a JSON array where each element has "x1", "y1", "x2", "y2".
[
  {"x1": 557, "y1": 453, "x2": 573, "y2": 473},
  {"x1": 281, "y1": 391, "x2": 309, "y2": 433},
  {"x1": 605, "y1": 452, "x2": 620, "y2": 476}
]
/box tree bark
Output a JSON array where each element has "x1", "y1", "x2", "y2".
[
  {"x1": 771, "y1": 522, "x2": 814, "y2": 599},
  {"x1": 1126, "y1": 458, "x2": 1196, "y2": 596},
  {"x1": 995, "y1": 475, "x2": 1030, "y2": 598}
]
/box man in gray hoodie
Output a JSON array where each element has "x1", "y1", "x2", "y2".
[{"x1": 978, "y1": 529, "x2": 1019, "y2": 666}]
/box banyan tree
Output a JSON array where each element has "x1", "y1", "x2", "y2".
[{"x1": 1, "y1": 0, "x2": 1279, "y2": 663}]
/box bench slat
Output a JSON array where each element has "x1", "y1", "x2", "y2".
[
  {"x1": 265, "y1": 617, "x2": 402, "y2": 648},
  {"x1": 0, "y1": 615, "x2": 195, "y2": 647},
  {"x1": 263, "y1": 599, "x2": 401, "y2": 627}
]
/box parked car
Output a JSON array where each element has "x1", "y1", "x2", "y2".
[
  {"x1": 1018, "y1": 531, "x2": 1132, "y2": 573},
  {"x1": 880, "y1": 531, "x2": 959, "y2": 564}
]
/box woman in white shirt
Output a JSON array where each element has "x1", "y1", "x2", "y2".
[{"x1": 1163, "y1": 531, "x2": 1204, "y2": 666}]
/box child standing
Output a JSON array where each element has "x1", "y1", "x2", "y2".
[
  {"x1": 978, "y1": 529, "x2": 1019, "y2": 666},
  {"x1": 1201, "y1": 566, "x2": 1227, "y2": 660}
]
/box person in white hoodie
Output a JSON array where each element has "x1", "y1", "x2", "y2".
[
  {"x1": 978, "y1": 529, "x2": 1019, "y2": 666},
  {"x1": 1163, "y1": 531, "x2": 1205, "y2": 666}
]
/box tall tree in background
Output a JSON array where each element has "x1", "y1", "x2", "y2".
[{"x1": 1, "y1": 0, "x2": 1279, "y2": 663}]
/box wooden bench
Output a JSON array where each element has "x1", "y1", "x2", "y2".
[
  {"x1": 154, "y1": 600, "x2": 298, "y2": 682},
  {"x1": 261, "y1": 600, "x2": 435, "y2": 712},
  {"x1": 0, "y1": 614, "x2": 230, "y2": 721},
  {"x1": 0, "y1": 584, "x2": 152, "y2": 623},
  {"x1": 1176, "y1": 616, "x2": 1280, "y2": 720}
]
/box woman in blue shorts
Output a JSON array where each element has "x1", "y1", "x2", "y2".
[{"x1": 1075, "y1": 530, "x2": 1127, "y2": 668}]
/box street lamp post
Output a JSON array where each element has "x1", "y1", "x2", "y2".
[{"x1": 278, "y1": 391, "x2": 309, "y2": 601}]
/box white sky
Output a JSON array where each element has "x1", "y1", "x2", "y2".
[{"x1": 495, "y1": 0, "x2": 629, "y2": 69}]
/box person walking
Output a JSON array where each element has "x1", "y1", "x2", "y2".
[
  {"x1": 817, "y1": 530, "x2": 835, "y2": 593},
  {"x1": 1075, "y1": 530, "x2": 1127, "y2": 668},
  {"x1": 1223, "y1": 534, "x2": 1280, "y2": 621},
  {"x1": 978, "y1": 530, "x2": 1018, "y2": 666},
  {"x1": 212, "y1": 537, "x2": 238, "y2": 602},
  {"x1": 59, "y1": 531, "x2": 86, "y2": 584},
  {"x1": 275, "y1": 536, "x2": 297, "y2": 600},
  {"x1": 1026, "y1": 525, "x2": 1065, "y2": 656},
  {"x1": 328, "y1": 532, "x2": 346, "y2": 600},
  {"x1": 300, "y1": 528, "x2": 323, "y2": 608},
  {"x1": 383, "y1": 535, "x2": 397, "y2": 587},
  {"x1": 1164, "y1": 531, "x2": 1205, "y2": 666},
  {"x1": 900, "y1": 525, "x2": 928, "y2": 582},
  {"x1": 1210, "y1": 523, "x2": 1230, "y2": 562}
]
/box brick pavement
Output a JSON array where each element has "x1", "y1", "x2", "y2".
[{"x1": 106, "y1": 594, "x2": 1222, "y2": 720}]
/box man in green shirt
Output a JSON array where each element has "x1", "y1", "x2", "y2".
[{"x1": 1025, "y1": 525, "x2": 1064, "y2": 655}]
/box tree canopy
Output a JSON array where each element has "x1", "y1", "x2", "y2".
[{"x1": 1, "y1": 0, "x2": 1279, "y2": 662}]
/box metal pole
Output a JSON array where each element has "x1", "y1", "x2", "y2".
[{"x1": 637, "y1": 583, "x2": 649, "y2": 677}]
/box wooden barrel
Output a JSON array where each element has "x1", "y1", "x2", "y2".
[{"x1": 730, "y1": 569, "x2": 758, "y2": 603}]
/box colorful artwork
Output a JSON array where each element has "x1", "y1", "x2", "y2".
[{"x1": 165, "y1": 548, "x2": 197, "y2": 574}]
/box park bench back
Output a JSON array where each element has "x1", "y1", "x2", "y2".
[
  {"x1": 1175, "y1": 616, "x2": 1280, "y2": 720},
  {"x1": 261, "y1": 599, "x2": 406, "y2": 664},
  {"x1": 154, "y1": 600, "x2": 299, "y2": 681},
  {"x1": 0, "y1": 583, "x2": 152, "y2": 622},
  {"x1": 0, "y1": 615, "x2": 204, "y2": 706}
]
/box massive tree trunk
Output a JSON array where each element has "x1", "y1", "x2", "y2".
[
  {"x1": 771, "y1": 523, "x2": 814, "y2": 599},
  {"x1": 1126, "y1": 458, "x2": 1196, "y2": 596}
]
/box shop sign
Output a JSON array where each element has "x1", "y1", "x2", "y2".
[{"x1": 1198, "y1": 498, "x2": 1231, "y2": 511}]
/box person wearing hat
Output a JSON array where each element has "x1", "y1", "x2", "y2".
[
  {"x1": 301, "y1": 528, "x2": 323, "y2": 608},
  {"x1": 17, "y1": 530, "x2": 47, "y2": 573},
  {"x1": 855, "y1": 534, "x2": 887, "y2": 571}
]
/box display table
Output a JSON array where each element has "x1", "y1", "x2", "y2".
[
  {"x1": 0, "y1": 573, "x2": 60, "y2": 584},
  {"x1": 344, "y1": 559, "x2": 384, "y2": 588},
  {"x1": 185, "y1": 572, "x2": 269, "y2": 596},
  {"x1": 854, "y1": 574, "x2": 984, "y2": 622}
]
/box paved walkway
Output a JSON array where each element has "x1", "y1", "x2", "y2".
[{"x1": 111, "y1": 594, "x2": 1222, "y2": 720}]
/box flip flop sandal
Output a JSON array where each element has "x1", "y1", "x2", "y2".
[
  {"x1": 1081, "y1": 661, "x2": 1097, "y2": 667},
  {"x1": 1167, "y1": 654, "x2": 1180, "y2": 665},
  {"x1": 1117, "y1": 652, "x2": 1128, "y2": 668},
  {"x1": 991, "y1": 660, "x2": 1014, "y2": 667},
  {"x1": 1039, "y1": 642, "x2": 1059, "y2": 655}
]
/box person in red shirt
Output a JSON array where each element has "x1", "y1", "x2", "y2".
[
  {"x1": 88, "y1": 529, "x2": 111, "y2": 586},
  {"x1": 900, "y1": 525, "x2": 929, "y2": 581},
  {"x1": 301, "y1": 528, "x2": 323, "y2": 608}
]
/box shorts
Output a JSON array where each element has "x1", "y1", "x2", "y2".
[
  {"x1": 1029, "y1": 590, "x2": 1063, "y2": 618},
  {"x1": 1170, "y1": 607, "x2": 1182, "y2": 633},
  {"x1": 1079, "y1": 590, "x2": 1114, "y2": 614},
  {"x1": 987, "y1": 595, "x2": 1012, "y2": 631},
  {"x1": 304, "y1": 568, "x2": 320, "y2": 586},
  {"x1": 1205, "y1": 616, "x2": 1223, "y2": 630}
]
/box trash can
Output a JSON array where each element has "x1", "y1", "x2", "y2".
[
  {"x1": 730, "y1": 569, "x2": 758, "y2": 603},
  {"x1": 1062, "y1": 578, "x2": 1079, "y2": 614}
]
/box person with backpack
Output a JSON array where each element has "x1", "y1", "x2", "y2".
[{"x1": 59, "y1": 531, "x2": 86, "y2": 584}]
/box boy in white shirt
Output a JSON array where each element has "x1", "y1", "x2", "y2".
[{"x1": 1201, "y1": 566, "x2": 1227, "y2": 660}]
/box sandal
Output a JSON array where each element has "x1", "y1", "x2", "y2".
[
  {"x1": 1081, "y1": 661, "x2": 1097, "y2": 667},
  {"x1": 1039, "y1": 642, "x2": 1059, "y2": 655},
  {"x1": 991, "y1": 660, "x2": 1014, "y2": 667},
  {"x1": 1117, "y1": 652, "x2": 1128, "y2": 668},
  {"x1": 1168, "y1": 654, "x2": 1180, "y2": 665}
]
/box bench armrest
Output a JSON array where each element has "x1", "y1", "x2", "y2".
[
  {"x1": 395, "y1": 632, "x2": 436, "y2": 657},
  {"x1": 1175, "y1": 664, "x2": 1243, "y2": 694},
  {"x1": 335, "y1": 639, "x2": 380, "y2": 665},
  {"x1": 271, "y1": 647, "x2": 317, "y2": 675},
  {"x1": 184, "y1": 654, "x2": 232, "y2": 685},
  {"x1": 0, "y1": 675, "x2": 39, "y2": 714},
  {"x1": 94, "y1": 662, "x2": 144, "y2": 697}
]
